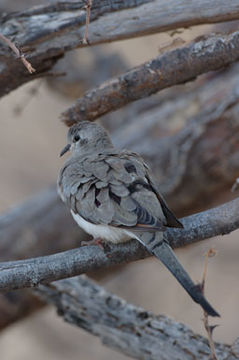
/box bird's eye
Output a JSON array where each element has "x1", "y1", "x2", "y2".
[{"x1": 73, "y1": 134, "x2": 80, "y2": 142}]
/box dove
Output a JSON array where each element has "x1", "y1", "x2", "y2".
[{"x1": 58, "y1": 121, "x2": 219, "y2": 317}]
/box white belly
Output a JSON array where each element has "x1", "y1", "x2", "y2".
[{"x1": 71, "y1": 211, "x2": 138, "y2": 244}]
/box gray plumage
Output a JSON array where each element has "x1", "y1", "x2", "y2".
[{"x1": 58, "y1": 121, "x2": 219, "y2": 317}]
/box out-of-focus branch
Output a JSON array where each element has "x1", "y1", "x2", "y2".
[
  {"x1": 0, "y1": 197, "x2": 239, "y2": 292},
  {"x1": 0, "y1": 187, "x2": 82, "y2": 260},
  {"x1": 38, "y1": 276, "x2": 239, "y2": 360},
  {"x1": 1, "y1": 0, "x2": 239, "y2": 97},
  {"x1": 62, "y1": 30, "x2": 239, "y2": 125},
  {"x1": 112, "y1": 65, "x2": 239, "y2": 216}
]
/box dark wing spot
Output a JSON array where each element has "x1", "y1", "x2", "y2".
[
  {"x1": 128, "y1": 180, "x2": 151, "y2": 193},
  {"x1": 157, "y1": 195, "x2": 184, "y2": 228},
  {"x1": 109, "y1": 190, "x2": 121, "y2": 205},
  {"x1": 95, "y1": 198, "x2": 101, "y2": 208},
  {"x1": 95, "y1": 187, "x2": 101, "y2": 207},
  {"x1": 124, "y1": 162, "x2": 137, "y2": 174}
]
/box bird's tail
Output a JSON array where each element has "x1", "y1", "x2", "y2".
[{"x1": 138, "y1": 232, "x2": 219, "y2": 317}]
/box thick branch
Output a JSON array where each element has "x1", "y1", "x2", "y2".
[
  {"x1": 0, "y1": 197, "x2": 238, "y2": 292},
  {"x1": 38, "y1": 276, "x2": 239, "y2": 360},
  {"x1": 62, "y1": 30, "x2": 239, "y2": 125},
  {"x1": 1, "y1": 0, "x2": 239, "y2": 96}
]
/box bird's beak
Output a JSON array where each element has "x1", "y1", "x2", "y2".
[{"x1": 60, "y1": 143, "x2": 71, "y2": 157}]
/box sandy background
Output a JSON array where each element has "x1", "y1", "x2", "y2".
[{"x1": 0, "y1": 3, "x2": 238, "y2": 359}]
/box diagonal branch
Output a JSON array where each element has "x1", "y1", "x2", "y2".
[
  {"x1": 1, "y1": 0, "x2": 239, "y2": 97},
  {"x1": 37, "y1": 275, "x2": 239, "y2": 360},
  {"x1": 0, "y1": 197, "x2": 238, "y2": 292},
  {"x1": 62, "y1": 30, "x2": 239, "y2": 125}
]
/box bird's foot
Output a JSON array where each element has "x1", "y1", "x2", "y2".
[
  {"x1": 81, "y1": 237, "x2": 112, "y2": 257},
  {"x1": 81, "y1": 237, "x2": 102, "y2": 247},
  {"x1": 81, "y1": 237, "x2": 106, "y2": 250}
]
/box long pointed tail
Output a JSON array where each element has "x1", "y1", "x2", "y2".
[{"x1": 139, "y1": 233, "x2": 219, "y2": 317}]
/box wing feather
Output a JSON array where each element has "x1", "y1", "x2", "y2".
[{"x1": 60, "y1": 152, "x2": 180, "y2": 232}]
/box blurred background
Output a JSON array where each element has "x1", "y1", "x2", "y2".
[{"x1": 0, "y1": 1, "x2": 239, "y2": 359}]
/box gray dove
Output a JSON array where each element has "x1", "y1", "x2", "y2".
[{"x1": 58, "y1": 121, "x2": 219, "y2": 317}]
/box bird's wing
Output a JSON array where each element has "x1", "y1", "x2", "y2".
[
  {"x1": 60, "y1": 152, "x2": 181, "y2": 231},
  {"x1": 143, "y1": 163, "x2": 184, "y2": 228}
]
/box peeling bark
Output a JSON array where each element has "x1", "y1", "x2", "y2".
[{"x1": 38, "y1": 276, "x2": 239, "y2": 360}]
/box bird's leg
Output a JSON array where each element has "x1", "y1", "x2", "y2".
[
  {"x1": 80, "y1": 237, "x2": 112, "y2": 258},
  {"x1": 81, "y1": 237, "x2": 105, "y2": 250}
]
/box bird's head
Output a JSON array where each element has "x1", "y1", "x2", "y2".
[{"x1": 60, "y1": 121, "x2": 114, "y2": 157}]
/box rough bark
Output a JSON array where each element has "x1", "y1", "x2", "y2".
[
  {"x1": 0, "y1": 196, "x2": 239, "y2": 292},
  {"x1": 37, "y1": 276, "x2": 239, "y2": 360},
  {"x1": 1, "y1": 0, "x2": 239, "y2": 97},
  {"x1": 62, "y1": 30, "x2": 239, "y2": 125}
]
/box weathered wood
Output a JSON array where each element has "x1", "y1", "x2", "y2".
[
  {"x1": 1, "y1": 0, "x2": 239, "y2": 97},
  {"x1": 38, "y1": 276, "x2": 239, "y2": 360},
  {"x1": 0, "y1": 196, "x2": 239, "y2": 292},
  {"x1": 62, "y1": 30, "x2": 239, "y2": 125}
]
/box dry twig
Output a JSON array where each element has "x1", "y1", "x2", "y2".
[
  {"x1": 0, "y1": 33, "x2": 35, "y2": 73},
  {"x1": 202, "y1": 248, "x2": 218, "y2": 360},
  {"x1": 82, "y1": 0, "x2": 93, "y2": 44}
]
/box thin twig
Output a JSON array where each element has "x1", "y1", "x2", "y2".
[
  {"x1": 0, "y1": 33, "x2": 36, "y2": 73},
  {"x1": 82, "y1": 0, "x2": 93, "y2": 44},
  {"x1": 202, "y1": 248, "x2": 218, "y2": 360}
]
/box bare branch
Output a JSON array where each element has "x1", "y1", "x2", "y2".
[
  {"x1": 1, "y1": 0, "x2": 239, "y2": 96},
  {"x1": 82, "y1": 0, "x2": 93, "y2": 44},
  {"x1": 37, "y1": 276, "x2": 239, "y2": 360},
  {"x1": 62, "y1": 30, "x2": 239, "y2": 124},
  {"x1": 0, "y1": 197, "x2": 239, "y2": 292},
  {"x1": 202, "y1": 249, "x2": 218, "y2": 360}
]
